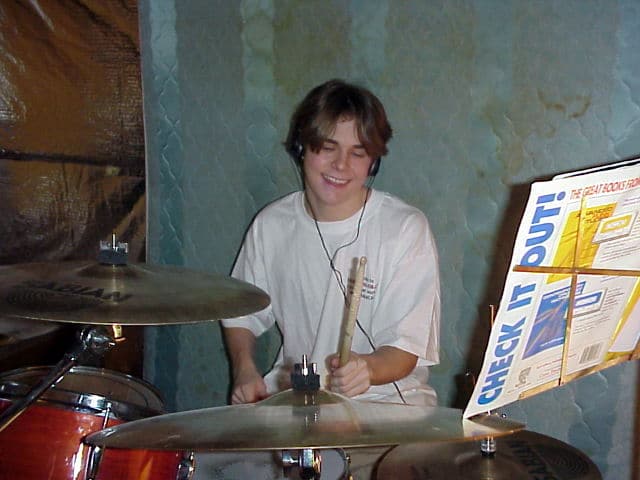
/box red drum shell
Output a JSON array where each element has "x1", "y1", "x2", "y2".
[{"x1": 0, "y1": 366, "x2": 182, "y2": 480}]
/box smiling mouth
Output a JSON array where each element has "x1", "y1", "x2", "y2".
[{"x1": 323, "y1": 174, "x2": 349, "y2": 185}]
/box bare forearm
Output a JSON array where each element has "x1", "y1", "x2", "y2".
[
  {"x1": 223, "y1": 327, "x2": 258, "y2": 375},
  {"x1": 362, "y1": 346, "x2": 418, "y2": 385},
  {"x1": 223, "y1": 327, "x2": 268, "y2": 403}
]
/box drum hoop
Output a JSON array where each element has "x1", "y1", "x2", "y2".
[
  {"x1": 0, "y1": 365, "x2": 165, "y2": 421},
  {"x1": 0, "y1": 390, "x2": 162, "y2": 421}
]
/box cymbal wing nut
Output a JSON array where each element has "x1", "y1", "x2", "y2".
[{"x1": 291, "y1": 355, "x2": 320, "y2": 392}]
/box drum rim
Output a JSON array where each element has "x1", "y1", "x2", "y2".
[{"x1": 0, "y1": 365, "x2": 166, "y2": 421}]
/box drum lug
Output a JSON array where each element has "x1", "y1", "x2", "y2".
[
  {"x1": 176, "y1": 451, "x2": 196, "y2": 480},
  {"x1": 84, "y1": 445, "x2": 103, "y2": 480}
]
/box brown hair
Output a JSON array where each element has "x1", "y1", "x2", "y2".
[{"x1": 285, "y1": 79, "x2": 393, "y2": 162}]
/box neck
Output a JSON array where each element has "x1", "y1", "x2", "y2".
[{"x1": 304, "y1": 188, "x2": 371, "y2": 222}]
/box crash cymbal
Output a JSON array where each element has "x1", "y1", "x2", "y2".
[
  {"x1": 85, "y1": 389, "x2": 524, "y2": 451},
  {"x1": 0, "y1": 261, "x2": 270, "y2": 325},
  {"x1": 375, "y1": 429, "x2": 602, "y2": 480}
]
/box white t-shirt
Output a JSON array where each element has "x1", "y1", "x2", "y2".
[{"x1": 222, "y1": 189, "x2": 440, "y2": 405}]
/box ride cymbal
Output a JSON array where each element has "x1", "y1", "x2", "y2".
[
  {"x1": 375, "y1": 430, "x2": 602, "y2": 480},
  {"x1": 85, "y1": 389, "x2": 524, "y2": 451},
  {"x1": 0, "y1": 261, "x2": 270, "y2": 325}
]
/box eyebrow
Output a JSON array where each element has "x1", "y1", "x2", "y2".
[{"x1": 324, "y1": 138, "x2": 366, "y2": 149}]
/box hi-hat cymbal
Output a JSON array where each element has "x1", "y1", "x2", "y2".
[
  {"x1": 85, "y1": 389, "x2": 524, "y2": 451},
  {"x1": 375, "y1": 430, "x2": 602, "y2": 480},
  {"x1": 0, "y1": 261, "x2": 270, "y2": 325}
]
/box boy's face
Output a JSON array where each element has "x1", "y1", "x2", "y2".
[{"x1": 303, "y1": 118, "x2": 374, "y2": 222}]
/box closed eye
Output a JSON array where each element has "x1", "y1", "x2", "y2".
[{"x1": 321, "y1": 142, "x2": 336, "y2": 152}]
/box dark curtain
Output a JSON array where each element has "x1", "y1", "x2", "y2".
[{"x1": 0, "y1": 0, "x2": 145, "y2": 375}]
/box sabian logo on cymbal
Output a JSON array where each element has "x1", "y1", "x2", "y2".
[{"x1": 14, "y1": 280, "x2": 133, "y2": 303}]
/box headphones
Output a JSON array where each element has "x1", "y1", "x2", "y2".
[
  {"x1": 369, "y1": 157, "x2": 381, "y2": 176},
  {"x1": 293, "y1": 140, "x2": 381, "y2": 177}
]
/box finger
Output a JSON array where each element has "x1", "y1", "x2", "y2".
[
  {"x1": 330, "y1": 372, "x2": 359, "y2": 393},
  {"x1": 231, "y1": 382, "x2": 261, "y2": 404},
  {"x1": 255, "y1": 382, "x2": 268, "y2": 401},
  {"x1": 231, "y1": 389, "x2": 245, "y2": 404},
  {"x1": 335, "y1": 359, "x2": 370, "y2": 396},
  {"x1": 327, "y1": 353, "x2": 340, "y2": 370},
  {"x1": 343, "y1": 373, "x2": 370, "y2": 397},
  {"x1": 334, "y1": 358, "x2": 357, "y2": 376}
]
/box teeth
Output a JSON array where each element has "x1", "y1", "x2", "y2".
[{"x1": 324, "y1": 175, "x2": 348, "y2": 185}]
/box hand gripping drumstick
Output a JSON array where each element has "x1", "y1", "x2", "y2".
[{"x1": 338, "y1": 257, "x2": 367, "y2": 367}]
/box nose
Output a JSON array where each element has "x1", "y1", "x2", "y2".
[{"x1": 332, "y1": 150, "x2": 349, "y2": 170}]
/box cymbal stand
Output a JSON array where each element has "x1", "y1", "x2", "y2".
[
  {"x1": 280, "y1": 355, "x2": 353, "y2": 480},
  {"x1": 282, "y1": 449, "x2": 323, "y2": 480},
  {"x1": 0, "y1": 324, "x2": 118, "y2": 433},
  {"x1": 282, "y1": 449, "x2": 352, "y2": 480},
  {"x1": 466, "y1": 369, "x2": 498, "y2": 457},
  {"x1": 480, "y1": 427, "x2": 497, "y2": 456}
]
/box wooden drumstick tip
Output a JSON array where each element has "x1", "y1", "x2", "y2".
[{"x1": 357, "y1": 258, "x2": 367, "y2": 277}]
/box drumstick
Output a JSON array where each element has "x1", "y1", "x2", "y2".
[{"x1": 338, "y1": 257, "x2": 367, "y2": 367}]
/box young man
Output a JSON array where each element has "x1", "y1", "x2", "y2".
[{"x1": 221, "y1": 79, "x2": 440, "y2": 406}]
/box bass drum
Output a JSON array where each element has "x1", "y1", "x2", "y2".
[{"x1": 0, "y1": 365, "x2": 191, "y2": 480}]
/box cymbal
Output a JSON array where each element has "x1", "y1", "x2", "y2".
[
  {"x1": 375, "y1": 429, "x2": 602, "y2": 480},
  {"x1": 85, "y1": 389, "x2": 524, "y2": 451},
  {"x1": 0, "y1": 261, "x2": 270, "y2": 325}
]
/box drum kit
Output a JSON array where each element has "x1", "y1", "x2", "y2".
[{"x1": 0, "y1": 240, "x2": 603, "y2": 479}]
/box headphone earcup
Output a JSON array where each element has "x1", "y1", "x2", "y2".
[
  {"x1": 294, "y1": 141, "x2": 304, "y2": 164},
  {"x1": 369, "y1": 157, "x2": 381, "y2": 176}
]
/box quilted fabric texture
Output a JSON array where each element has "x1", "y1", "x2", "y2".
[{"x1": 139, "y1": 1, "x2": 639, "y2": 479}]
